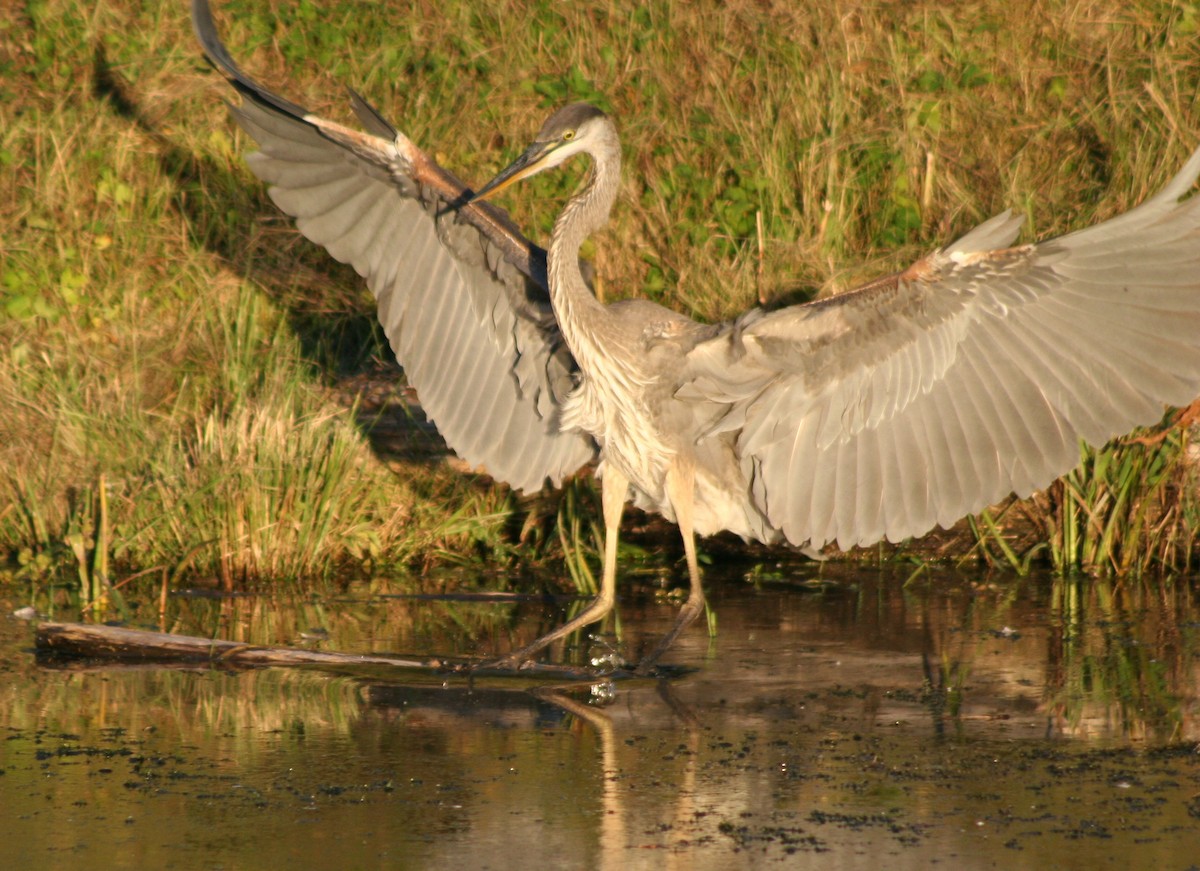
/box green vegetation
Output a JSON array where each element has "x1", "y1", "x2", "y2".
[
  {"x1": 3, "y1": 0, "x2": 1200, "y2": 602},
  {"x1": 970, "y1": 420, "x2": 1199, "y2": 576}
]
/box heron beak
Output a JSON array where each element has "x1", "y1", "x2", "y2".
[{"x1": 471, "y1": 141, "x2": 560, "y2": 203}]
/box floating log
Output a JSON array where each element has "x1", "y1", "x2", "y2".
[{"x1": 34, "y1": 621, "x2": 628, "y2": 681}]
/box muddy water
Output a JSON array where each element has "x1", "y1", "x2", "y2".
[{"x1": 2, "y1": 568, "x2": 1199, "y2": 869}]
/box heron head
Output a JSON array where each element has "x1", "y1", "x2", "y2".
[{"x1": 472, "y1": 103, "x2": 610, "y2": 202}]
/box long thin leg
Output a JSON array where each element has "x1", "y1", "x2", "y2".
[
  {"x1": 636, "y1": 460, "x2": 705, "y2": 673},
  {"x1": 491, "y1": 465, "x2": 629, "y2": 667}
]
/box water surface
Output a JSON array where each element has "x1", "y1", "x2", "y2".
[{"x1": 3, "y1": 568, "x2": 1199, "y2": 869}]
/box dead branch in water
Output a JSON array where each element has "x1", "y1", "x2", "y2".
[{"x1": 33, "y1": 622, "x2": 627, "y2": 682}]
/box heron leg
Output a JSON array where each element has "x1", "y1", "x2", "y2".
[
  {"x1": 636, "y1": 462, "x2": 705, "y2": 674},
  {"x1": 490, "y1": 465, "x2": 629, "y2": 667}
]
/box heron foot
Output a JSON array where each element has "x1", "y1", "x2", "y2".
[{"x1": 633, "y1": 588, "x2": 706, "y2": 676}]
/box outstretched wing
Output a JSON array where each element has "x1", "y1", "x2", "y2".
[
  {"x1": 192, "y1": 0, "x2": 597, "y2": 493},
  {"x1": 684, "y1": 148, "x2": 1200, "y2": 550}
]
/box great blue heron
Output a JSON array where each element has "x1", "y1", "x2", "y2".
[{"x1": 193, "y1": 0, "x2": 1200, "y2": 670}]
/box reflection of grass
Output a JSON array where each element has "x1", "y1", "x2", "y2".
[
  {"x1": 898, "y1": 571, "x2": 1197, "y2": 741},
  {"x1": 0, "y1": 664, "x2": 366, "y2": 744},
  {"x1": 3, "y1": 0, "x2": 1200, "y2": 601},
  {"x1": 159, "y1": 574, "x2": 519, "y2": 654},
  {"x1": 0, "y1": 574, "x2": 556, "y2": 743},
  {"x1": 1044, "y1": 577, "x2": 1198, "y2": 741}
]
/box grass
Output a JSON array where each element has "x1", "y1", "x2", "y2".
[
  {"x1": 968, "y1": 420, "x2": 1199, "y2": 576},
  {"x1": 3, "y1": 0, "x2": 1200, "y2": 600}
]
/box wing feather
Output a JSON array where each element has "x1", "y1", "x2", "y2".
[
  {"x1": 687, "y1": 146, "x2": 1200, "y2": 549},
  {"x1": 193, "y1": 0, "x2": 597, "y2": 493}
]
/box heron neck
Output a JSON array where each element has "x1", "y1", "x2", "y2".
[{"x1": 547, "y1": 133, "x2": 621, "y2": 365}]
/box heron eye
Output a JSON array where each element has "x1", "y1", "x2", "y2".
[{"x1": 562, "y1": 130, "x2": 575, "y2": 141}]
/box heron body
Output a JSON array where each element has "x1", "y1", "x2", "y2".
[
  {"x1": 475, "y1": 105, "x2": 774, "y2": 545},
  {"x1": 192, "y1": 0, "x2": 1200, "y2": 669}
]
